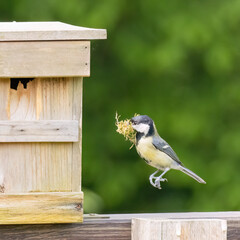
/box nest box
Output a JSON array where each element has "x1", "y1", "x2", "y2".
[{"x1": 0, "y1": 22, "x2": 106, "y2": 224}]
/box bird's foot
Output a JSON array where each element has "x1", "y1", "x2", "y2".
[
  {"x1": 149, "y1": 170, "x2": 160, "y2": 186},
  {"x1": 151, "y1": 177, "x2": 168, "y2": 189},
  {"x1": 149, "y1": 176, "x2": 156, "y2": 185},
  {"x1": 149, "y1": 168, "x2": 169, "y2": 189}
]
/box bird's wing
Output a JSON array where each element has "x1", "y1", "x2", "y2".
[{"x1": 152, "y1": 135, "x2": 183, "y2": 165}]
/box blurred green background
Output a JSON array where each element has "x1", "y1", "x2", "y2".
[{"x1": 1, "y1": 0, "x2": 240, "y2": 214}]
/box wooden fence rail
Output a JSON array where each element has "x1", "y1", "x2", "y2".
[{"x1": 0, "y1": 212, "x2": 239, "y2": 239}]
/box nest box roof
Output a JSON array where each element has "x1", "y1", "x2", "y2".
[{"x1": 0, "y1": 21, "x2": 107, "y2": 41}]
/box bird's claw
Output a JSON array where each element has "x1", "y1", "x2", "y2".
[
  {"x1": 157, "y1": 177, "x2": 168, "y2": 182},
  {"x1": 153, "y1": 182, "x2": 162, "y2": 189},
  {"x1": 149, "y1": 169, "x2": 169, "y2": 189},
  {"x1": 150, "y1": 177, "x2": 168, "y2": 189}
]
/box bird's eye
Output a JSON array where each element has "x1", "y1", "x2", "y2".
[{"x1": 131, "y1": 119, "x2": 137, "y2": 124}]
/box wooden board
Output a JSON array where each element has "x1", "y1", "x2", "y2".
[
  {"x1": 0, "y1": 212, "x2": 239, "y2": 240},
  {"x1": 72, "y1": 77, "x2": 83, "y2": 192},
  {"x1": 0, "y1": 41, "x2": 90, "y2": 77},
  {"x1": 0, "y1": 143, "x2": 74, "y2": 193},
  {"x1": 0, "y1": 21, "x2": 107, "y2": 41},
  {"x1": 0, "y1": 120, "x2": 79, "y2": 142},
  {"x1": 0, "y1": 192, "x2": 83, "y2": 224},
  {"x1": 132, "y1": 218, "x2": 227, "y2": 240},
  {"x1": 0, "y1": 78, "x2": 9, "y2": 120}
]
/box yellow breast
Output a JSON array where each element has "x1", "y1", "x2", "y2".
[{"x1": 136, "y1": 136, "x2": 173, "y2": 169}]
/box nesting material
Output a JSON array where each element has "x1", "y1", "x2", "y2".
[{"x1": 115, "y1": 113, "x2": 137, "y2": 148}]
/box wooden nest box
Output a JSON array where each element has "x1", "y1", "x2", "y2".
[{"x1": 0, "y1": 22, "x2": 106, "y2": 224}]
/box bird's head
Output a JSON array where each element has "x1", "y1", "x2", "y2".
[{"x1": 130, "y1": 115, "x2": 155, "y2": 136}]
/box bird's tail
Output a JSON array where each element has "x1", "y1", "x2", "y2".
[{"x1": 178, "y1": 166, "x2": 206, "y2": 184}]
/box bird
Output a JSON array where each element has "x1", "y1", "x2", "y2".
[{"x1": 130, "y1": 115, "x2": 206, "y2": 189}]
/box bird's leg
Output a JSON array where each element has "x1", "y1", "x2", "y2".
[
  {"x1": 154, "y1": 168, "x2": 170, "y2": 189},
  {"x1": 149, "y1": 170, "x2": 160, "y2": 187}
]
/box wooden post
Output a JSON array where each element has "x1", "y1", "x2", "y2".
[{"x1": 132, "y1": 218, "x2": 227, "y2": 240}]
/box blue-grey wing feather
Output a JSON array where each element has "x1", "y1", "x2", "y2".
[{"x1": 152, "y1": 135, "x2": 183, "y2": 165}]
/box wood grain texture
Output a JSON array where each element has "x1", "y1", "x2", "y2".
[
  {"x1": 0, "y1": 212, "x2": 239, "y2": 240},
  {"x1": 0, "y1": 192, "x2": 83, "y2": 224},
  {"x1": 132, "y1": 218, "x2": 227, "y2": 240},
  {"x1": 0, "y1": 41, "x2": 90, "y2": 77},
  {"x1": 228, "y1": 219, "x2": 240, "y2": 240},
  {"x1": 0, "y1": 120, "x2": 79, "y2": 142},
  {"x1": 0, "y1": 78, "x2": 9, "y2": 120},
  {"x1": 0, "y1": 21, "x2": 107, "y2": 41},
  {"x1": 7, "y1": 79, "x2": 38, "y2": 120},
  {"x1": 72, "y1": 77, "x2": 83, "y2": 192},
  {"x1": 0, "y1": 78, "x2": 81, "y2": 193},
  {"x1": 0, "y1": 220, "x2": 131, "y2": 240},
  {"x1": 0, "y1": 143, "x2": 73, "y2": 193}
]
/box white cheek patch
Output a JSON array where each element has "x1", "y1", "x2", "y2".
[{"x1": 132, "y1": 123, "x2": 150, "y2": 135}]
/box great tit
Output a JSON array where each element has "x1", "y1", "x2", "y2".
[{"x1": 130, "y1": 115, "x2": 206, "y2": 189}]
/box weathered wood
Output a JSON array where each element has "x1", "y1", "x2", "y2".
[
  {"x1": 0, "y1": 220, "x2": 131, "y2": 240},
  {"x1": 72, "y1": 77, "x2": 83, "y2": 192},
  {"x1": 0, "y1": 22, "x2": 107, "y2": 41},
  {"x1": 0, "y1": 142, "x2": 74, "y2": 193},
  {"x1": 0, "y1": 79, "x2": 9, "y2": 119},
  {"x1": 7, "y1": 79, "x2": 38, "y2": 120},
  {"x1": 0, "y1": 192, "x2": 83, "y2": 224},
  {"x1": 0, "y1": 21, "x2": 106, "y2": 225},
  {"x1": 132, "y1": 218, "x2": 227, "y2": 240},
  {"x1": 0, "y1": 120, "x2": 79, "y2": 142},
  {"x1": 0, "y1": 78, "x2": 79, "y2": 193},
  {"x1": 228, "y1": 219, "x2": 240, "y2": 240},
  {"x1": 0, "y1": 41, "x2": 90, "y2": 78},
  {"x1": 0, "y1": 212, "x2": 239, "y2": 240},
  {"x1": 107, "y1": 211, "x2": 240, "y2": 220}
]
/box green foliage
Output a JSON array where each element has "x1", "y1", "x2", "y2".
[{"x1": 1, "y1": 0, "x2": 240, "y2": 213}]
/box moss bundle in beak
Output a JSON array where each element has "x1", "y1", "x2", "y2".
[{"x1": 115, "y1": 113, "x2": 137, "y2": 148}]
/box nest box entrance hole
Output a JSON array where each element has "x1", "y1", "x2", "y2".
[{"x1": 10, "y1": 78, "x2": 34, "y2": 90}]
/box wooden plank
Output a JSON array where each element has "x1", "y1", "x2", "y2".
[
  {"x1": 0, "y1": 153, "x2": 74, "y2": 193},
  {"x1": 0, "y1": 120, "x2": 79, "y2": 142},
  {"x1": 7, "y1": 79, "x2": 38, "y2": 120},
  {"x1": 0, "y1": 21, "x2": 107, "y2": 41},
  {"x1": 0, "y1": 41, "x2": 90, "y2": 77},
  {"x1": 0, "y1": 212, "x2": 239, "y2": 240},
  {"x1": 0, "y1": 220, "x2": 131, "y2": 240},
  {"x1": 36, "y1": 77, "x2": 74, "y2": 192},
  {"x1": 0, "y1": 78, "x2": 9, "y2": 120},
  {"x1": 35, "y1": 78, "x2": 74, "y2": 120},
  {"x1": 228, "y1": 219, "x2": 240, "y2": 240},
  {"x1": 132, "y1": 218, "x2": 227, "y2": 240},
  {"x1": 105, "y1": 211, "x2": 240, "y2": 220},
  {"x1": 0, "y1": 142, "x2": 75, "y2": 193},
  {"x1": 0, "y1": 192, "x2": 83, "y2": 224},
  {"x1": 72, "y1": 77, "x2": 83, "y2": 192}
]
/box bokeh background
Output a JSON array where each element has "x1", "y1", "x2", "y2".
[{"x1": 1, "y1": 0, "x2": 240, "y2": 214}]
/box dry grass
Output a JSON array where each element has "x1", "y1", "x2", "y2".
[{"x1": 115, "y1": 112, "x2": 137, "y2": 148}]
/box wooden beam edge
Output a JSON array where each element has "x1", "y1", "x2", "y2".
[
  {"x1": 0, "y1": 192, "x2": 83, "y2": 224},
  {"x1": 0, "y1": 120, "x2": 79, "y2": 142}
]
